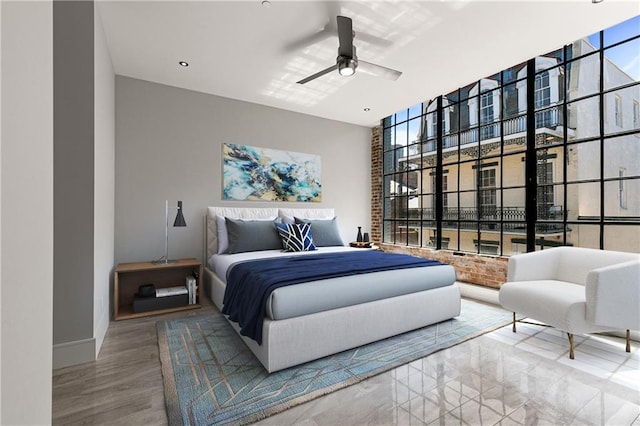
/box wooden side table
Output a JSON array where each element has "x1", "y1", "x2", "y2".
[{"x1": 113, "y1": 258, "x2": 203, "y2": 320}]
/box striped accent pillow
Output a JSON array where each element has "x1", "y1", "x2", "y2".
[{"x1": 275, "y1": 223, "x2": 316, "y2": 252}]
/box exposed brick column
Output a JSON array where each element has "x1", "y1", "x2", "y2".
[
  {"x1": 369, "y1": 125, "x2": 508, "y2": 288},
  {"x1": 370, "y1": 126, "x2": 383, "y2": 244},
  {"x1": 379, "y1": 244, "x2": 508, "y2": 288}
]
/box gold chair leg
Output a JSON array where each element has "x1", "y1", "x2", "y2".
[
  {"x1": 512, "y1": 312, "x2": 516, "y2": 333},
  {"x1": 626, "y1": 329, "x2": 631, "y2": 353},
  {"x1": 567, "y1": 333, "x2": 575, "y2": 359}
]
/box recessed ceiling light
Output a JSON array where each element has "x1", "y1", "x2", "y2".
[
  {"x1": 261, "y1": 0, "x2": 272, "y2": 7},
  {"x1": 592, "y1": 0, "x2": 604, "y2": 3},
  {"x1": 364, "y1": 108, "x2": 371, "y2": 112},
  {"x1": 179, "y1": 61, "x2": 189, "y2": 67}
]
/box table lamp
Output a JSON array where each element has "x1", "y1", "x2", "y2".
[{"x1": 153, "y1": 200, "x2": 186, "y2": 264}]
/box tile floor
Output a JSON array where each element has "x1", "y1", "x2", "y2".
[
  {"x1": 52, "y1": 299, "x2": 640, "y2": 425},
  {"x1": 255, "y1": 320, "x2": 640, "y2": 425}
]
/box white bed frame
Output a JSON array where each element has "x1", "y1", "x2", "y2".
[{"x1": 203, "y1": 207, "x2": 461, "y2": 372}]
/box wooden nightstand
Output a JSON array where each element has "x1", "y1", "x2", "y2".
[{"x1": 113, "y1": 258, "x2": 203, "y2": 320}]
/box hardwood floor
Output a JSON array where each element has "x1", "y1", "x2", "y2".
[{"x1": 52, "y1": 299, "x2": 219, "y2": 425}]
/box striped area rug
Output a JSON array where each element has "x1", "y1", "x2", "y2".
[{"x1": 157, "y1": 299, "x2": 512, "y2": 426}]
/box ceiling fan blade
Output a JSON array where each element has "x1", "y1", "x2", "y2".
[
  {"x1": 297, "y1": 64, "x2": 338, "y2": 85},
  {"x1": 358, "y1": 60, "x2": 403, "y2": 81},
  {"x1": 336, "y1": 16, "x2": 353, "y2": 57}
]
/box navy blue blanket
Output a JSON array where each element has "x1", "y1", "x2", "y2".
[{"x1": 221, "y1": 251, "x2": 443, "y2": 344}]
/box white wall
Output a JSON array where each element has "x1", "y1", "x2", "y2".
[
  {"x1": 1, "y1": 1, "x2": 54, "y2": 423},
  {"x1": 115, "y1": 77, "x2": 372, "y2": 264},
  {"x1": 93, "y1": 5, "x2": 114, "y2": 357}
]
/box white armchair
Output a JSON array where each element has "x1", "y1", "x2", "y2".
[{"x1": 499, "y1": 246, "x2": 640, "y2": 359}]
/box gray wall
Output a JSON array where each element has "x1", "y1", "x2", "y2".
[
  {"x1": 51, "y1": 1, "x2": 115, "y2": 369},
  {"x1": 52, "y1": 1, "x2": 98, "y2": 367},
  {"x1": 1, "y1": 1, "x2": 54, "y2": 423},
  {"x1": 115, "y1": 77, "x2": 372, "y2": 264}
]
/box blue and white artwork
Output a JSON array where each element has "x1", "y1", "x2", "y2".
[{"x1": 222, "y1": 143, "x2": 322, "y2": 202}]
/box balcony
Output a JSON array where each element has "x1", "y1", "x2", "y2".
[
  {"x1": 399, "y1": 206, "x2": 565, "y2": 234},
  {"x1": 406, "y1": 106, "x2": 565, "y2": 157}
]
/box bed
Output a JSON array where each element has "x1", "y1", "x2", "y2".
[{"x1": 203, "y1": 207, "x2": 461, "y2": 372}]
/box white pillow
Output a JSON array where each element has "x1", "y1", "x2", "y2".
[{"x1": 215, "y1": 215, "x2": 229, "y2": 254}]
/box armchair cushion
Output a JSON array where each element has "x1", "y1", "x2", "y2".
[
  {"x1": 499, "y1": 280, "x2": 612, "y2": 335},
  {"x1": 554, "y1": 247, "x2": 637, "y2": 286}
]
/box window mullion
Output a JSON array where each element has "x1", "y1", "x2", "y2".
[
  {"x1": 599, "y1": 29, "x2": 605, "y2": 249},
  {"x1": 436, "y1": 96, "x2": 443, "y2": 249},
  {"x1": 526, "y1": 59, "x2": 537, "y2": 252}
]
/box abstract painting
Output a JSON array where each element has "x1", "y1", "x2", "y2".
[{"x1": 222, "y1": 143, "x2": 322, "y2": 202}]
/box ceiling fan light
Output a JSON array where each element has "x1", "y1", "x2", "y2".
[
  {"x1": 339, "y1": 66, "x2": 355, "y2": 76},
  {"x1": 338, "y1": 58, "x2": 357, "y2": 76}
]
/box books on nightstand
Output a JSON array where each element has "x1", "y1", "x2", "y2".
[
  {"x1": 155, "y1": 286, "x2": 188, "y2": 297},
  {"x1": 186, "y1": 275, "x2": 197, "y2": 304},
  {"x1": 131, "y1": 276, "x2": 197, "y2": 313}
]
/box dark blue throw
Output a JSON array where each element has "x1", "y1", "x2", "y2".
[{"x1": 221, "y1": 251, "x2": 443, "y2": 344}]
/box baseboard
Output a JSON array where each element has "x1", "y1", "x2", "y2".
[
  {"x1": 53, "y1": 337, "x2": 96, "y2": 369},
  {"x1": 458, "y1": 281, "x2": 500, "y2": 306}
]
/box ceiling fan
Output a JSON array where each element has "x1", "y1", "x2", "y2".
[{"x1": 296, "y1": 16, "x2": 402, "y2": 85}]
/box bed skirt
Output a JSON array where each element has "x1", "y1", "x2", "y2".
[{"x1": 204, "y1": 267, "x2": 461, "y2": 372}]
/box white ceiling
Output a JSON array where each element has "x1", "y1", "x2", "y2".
[{"x1": 97, "y1": 0, "x2": 639, "y2": 127}]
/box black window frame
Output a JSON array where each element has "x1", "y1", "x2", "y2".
[{"x1": 381, "y1": 17, "x2": 640, "y2": 254}]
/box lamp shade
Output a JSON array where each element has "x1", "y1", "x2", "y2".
[{"x1": 173, "y1": 201, "x2": 186, "y2": 227}]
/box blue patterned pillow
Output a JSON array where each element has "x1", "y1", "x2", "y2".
[{"x1": 275, "y1": 223, "x2": 316, "y2": 252}]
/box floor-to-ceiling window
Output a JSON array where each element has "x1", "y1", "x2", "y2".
[{"x1": 382, "y1": 15, "x2": 640, "y2": 255}]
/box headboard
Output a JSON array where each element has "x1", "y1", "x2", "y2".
[{"x1": 205, "y1": 207, "x2": 335, "y2": 261}]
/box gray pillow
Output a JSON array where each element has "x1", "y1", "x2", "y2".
[
  {"x1": 225, "y1": 218, "x2": 282, "y2": 254},
  {"x1": 294, "y1": 216, "x2": 345, "y2": 247}
]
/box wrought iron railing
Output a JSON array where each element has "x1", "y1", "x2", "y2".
[{"x1": 398, "y1": 206, "x2": 565, "y2": 234}]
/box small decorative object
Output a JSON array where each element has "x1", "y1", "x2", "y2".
[
  {"x1": 363, "y1": 232, "x2": 370, "y2": 242},
  {"x1": 356, "y1": 226, "x2": 363, "y2": 242},
  {"x1": 136, "y1": 284, "x2": 156, "y2": 298},
  {"x1": 349, "y1": 241, "x2": 373, "y2": 248}
]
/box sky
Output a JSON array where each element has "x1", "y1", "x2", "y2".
[{"x1": 590, "y1": 15, "x2": 639, "y2": 81}]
